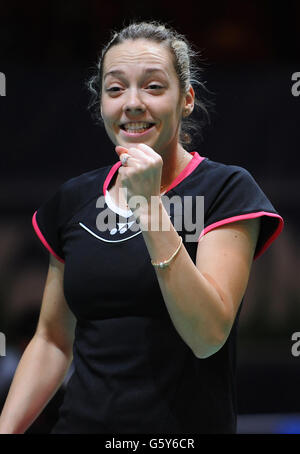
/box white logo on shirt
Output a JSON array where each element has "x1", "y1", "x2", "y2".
[{"x1": 110, "y1": 221, "x2": 136, "y2": 235}]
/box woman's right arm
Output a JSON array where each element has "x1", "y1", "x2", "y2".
[{"x1": 0, "y1": 254, "x2": 76, "y2": 434}]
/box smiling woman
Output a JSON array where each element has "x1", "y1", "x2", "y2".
[
  {"x1": 0, "y1": 20, "x2": 283, "y2": 435},
  {"x1": 100, "y1": 39, "x2": 192, "y2": 166},
  {"x1": 87, "y1": 21, "x2": 211, "y2": 148}
]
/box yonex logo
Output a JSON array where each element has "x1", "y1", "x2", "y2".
[{"x1": 110, "y1": 220, "x2": 136, "y2": 235}]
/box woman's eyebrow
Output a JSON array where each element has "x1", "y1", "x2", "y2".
[{"x1": 104, "y1": 68, "x2": 167, "y2": 80}]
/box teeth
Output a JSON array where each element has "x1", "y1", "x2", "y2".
[{"x1": 123, "y1": 122, "x2": 152, "y2": 131}]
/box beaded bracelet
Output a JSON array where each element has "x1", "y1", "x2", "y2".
[{"x1": 151, "y1": 236, "x2": 183, "y2": 269}]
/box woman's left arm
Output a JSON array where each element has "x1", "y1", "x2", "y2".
[{"x1": 140, "y1": 202, "x2": 261, "y2": 359}]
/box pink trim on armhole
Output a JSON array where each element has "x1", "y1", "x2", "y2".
[
  {"x1": 32, "y1": 211, "x2": 65, "y2": 263},
  {"x1": 199, "y1": 211, "x2": 284, "y2": 260}
]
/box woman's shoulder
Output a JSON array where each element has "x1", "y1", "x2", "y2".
[
  {"x1": 187, "y1": 154, "x2": 256, "y2": 192},
  {"x1": 200, "y1": 156, "x2": 251, "y2": 178},
  {"x1": 61, "y1": 163, "x2": 114, "y2": 193},
  {"x1": 44, "y1": 163, "x2": 115, "y2": 217}
]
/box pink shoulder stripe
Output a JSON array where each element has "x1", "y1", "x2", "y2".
[
  {"x1": 32, "y1": 211, "x2": 65, "y2": 263},
  {"x1": 199, "y1": 211, "x2": 284, "y2": 260}
]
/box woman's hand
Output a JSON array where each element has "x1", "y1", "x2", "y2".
[{"x1": 115, "y1": 143, "x2": 163, "y2": 213}]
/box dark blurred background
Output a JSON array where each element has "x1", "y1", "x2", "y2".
[{"x1": 0, "y1": 0, "x2": 299, "y2": 434}]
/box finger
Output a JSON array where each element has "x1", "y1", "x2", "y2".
[
  {"x1": 115, "y1": 146, "x2": 144, "y2": 163},
  {"x1": 116, "y1": 144, "x2": 157, "y2": 161},
  {"x1": 116, "y1": 145, "x2": 152, "y2": 164},
  {"x1": 115, "y1": 147, "x2": 134, "y2": 167},
  {"x1": 119, "y1": 153, "x2": 130, "y2": 166},
  {"x1": 135, "y1": 143, "x2": 161, "y2": 160},
  {"x1": 115, "y1": 145, "x2": 129, "y2": 158}
]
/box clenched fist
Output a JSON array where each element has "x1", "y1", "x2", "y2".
[{"x1": 115, "y1": 143, "x2": 163, "y2": 213}]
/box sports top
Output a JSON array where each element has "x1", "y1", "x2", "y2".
[{"x1": 32, "y1": 152, "x2": 283, "y2": 433}]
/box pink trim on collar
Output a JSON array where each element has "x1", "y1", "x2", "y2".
[
  {"x1": 103, "y1": 161, "x2": 122, "y2": 196},
  {"x1": 163, "y1": 152, "x2": 205, "y2": 193},
  {"x1": 102, "y1": 151, "x2": 205, "y2": 195}
]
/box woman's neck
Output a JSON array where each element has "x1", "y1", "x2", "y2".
[{"x1": 159, "y1": 144, "x2": 192, "y2": 191}]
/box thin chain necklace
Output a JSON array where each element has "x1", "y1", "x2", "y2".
[{"x1": 160, "y1": 150, "x2": 188, "y2": 194}]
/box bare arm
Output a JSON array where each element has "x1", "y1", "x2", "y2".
[
  {"x1": 0, "y1": 255, "x2": 76, "y2": 434},
  {"x1": 140, "y1": 201, "x2": 260, "y2": 358}
]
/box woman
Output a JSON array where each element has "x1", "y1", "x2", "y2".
[{"x1": 0, "y1": 21, "x2": 283, "y2": 434}]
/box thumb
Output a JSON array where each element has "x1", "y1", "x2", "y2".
[{"x1": 115, "y1": 145, "x2": 129, "y2": 157}]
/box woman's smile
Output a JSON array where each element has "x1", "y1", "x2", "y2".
[{"x1": 119, "y1": 121, "x2": 157, "y2": 137}]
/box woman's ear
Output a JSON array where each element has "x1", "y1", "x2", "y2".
[{"x1": 183, "y1": 85, "x2": 195, "y2": 117}]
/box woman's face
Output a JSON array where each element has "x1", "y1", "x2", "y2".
[{"x1": 101, "y1": 39, "x2": 193, "y2": 155}]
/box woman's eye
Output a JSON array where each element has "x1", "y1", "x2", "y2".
[
  {"x1": 147, "y1": 84, "x2": 163, "y2": 90},
  {"x1": 106, "y1": 87, "x2": 121, "y2": 92}
]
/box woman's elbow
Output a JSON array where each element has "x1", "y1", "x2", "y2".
[{"x1": 192, "y1": 313, "x2": 233, "y2": 359}]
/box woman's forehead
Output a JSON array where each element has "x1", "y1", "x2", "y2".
[{"x1": 103, "y1": 39, "x2": 174, "y2": 74}]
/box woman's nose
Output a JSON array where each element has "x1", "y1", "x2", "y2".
[{"x1": 123, "y1": 89, "x2": 146, "y2": 115}]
